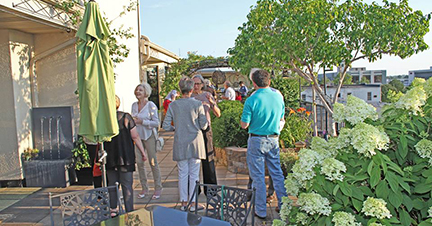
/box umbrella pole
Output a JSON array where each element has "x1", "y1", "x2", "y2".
[{"x1": 99, "y1": 142, "x2": 107, "y2": 187}]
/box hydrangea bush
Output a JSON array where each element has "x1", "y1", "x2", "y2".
[{"x1": 274, "y1": 88, "x2": 432, "y2": 225}]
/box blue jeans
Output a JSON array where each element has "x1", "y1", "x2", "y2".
[{"x1": 247, "y1": 136, "x2": 287, "y2": 217}]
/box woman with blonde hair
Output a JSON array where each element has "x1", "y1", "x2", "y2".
[{"x1": 131, "y1": 83, "x2": 163, "y2": 199}]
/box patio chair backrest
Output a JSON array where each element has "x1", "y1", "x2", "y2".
[
  {"x1": 49, "y1": 184, "x2": 123, "y2": 226},
  {"x1": 187, "y1": 182, "x2": 256, "y2": 226}
]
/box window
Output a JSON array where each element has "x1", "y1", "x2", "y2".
[
  {"x1": 337, "y1": 93, "x2": 341, "y2": 98},
  {"x1": 302, "y1": 94, "x2": 306, "y2": 100},
  {"x1": 352, "y1": 76, "x2": 359, "y2": 83},
  {"x1": 374, "y1": 75, "x2": 382, "y2": 83},
  {"x1": 367, "y1": 92, "x2": 372, "y2": 101}
]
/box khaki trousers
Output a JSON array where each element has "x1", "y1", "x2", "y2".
[{"x1": 135, "y1": 133, "x2": 162, "y2": 191}]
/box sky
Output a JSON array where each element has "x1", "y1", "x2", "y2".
[{"x1": 140, "y1": 0, "x2": 432, "y2": 76}]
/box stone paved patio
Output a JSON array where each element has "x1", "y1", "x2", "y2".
[{"x1": 0, "y1": 131, "x2": 280, "y2": 226}]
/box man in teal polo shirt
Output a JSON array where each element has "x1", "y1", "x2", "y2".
[{"x1": 240, "y1": 69, "x2": 287, "y2": 219}]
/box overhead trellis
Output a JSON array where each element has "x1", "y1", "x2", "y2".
[{"x1": 187, "y1": 57, "x2": 231, "y2": 75}]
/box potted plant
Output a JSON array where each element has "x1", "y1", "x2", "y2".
[{"x1": 71, "y1": 137, "x2": 93, "y2": 185}]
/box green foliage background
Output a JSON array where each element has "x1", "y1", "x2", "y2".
[{"x1": 211, "y1": 101, "x2": 249, "y2": 148}]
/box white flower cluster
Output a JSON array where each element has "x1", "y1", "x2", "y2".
[
  {"x1": 328, "y1": 127, "x2": 352, "y2": 152},
  {"x1": 311, "y1": 137, "x2": 338, "y2": 161},
  {"x1": 428, "y1": 206, "x2": 432, "y2": 218},
  {"x1": 424, "y1": 78, "x2": 432, "y2": 98},
  {"x1": 284, "y1": 174, "x2": 300, "y2": 196},
  {"x1": 279, "y1": 196, "x2": 293, "y2": 222},
  {"x1": 321, "y1": 158, "x2": 347, "y2": 181},
  {"x1": 297, "y1": 192, "x2": 332, "y2": 216},
  {"x1": 415, "y1": 139, "x2": 432, "y2": 165},
  {"x1": 395, "y1": 86, "x2": 427, "y2": 115},
  {"x1": 292, "y1": 149, "x2": 320, "y2": 187},
  {"x1": 296, "y1": 212, "x2": 308, "y2": 225},
  {"x1": 333, "y1": 95, "x2": 377, "y2": 125},
  {"x1": 332, "y1": 211, "x2": 361, "y2": 226},
  {"x1": 369, "y1": 223, "x2": 383, "y2": 226},
  {"x1": 361, "y1": 197, "x2": 392, "y2": 219},
  {"x1": 350, "y1": 123, "x2": 389, "y2": 157}
]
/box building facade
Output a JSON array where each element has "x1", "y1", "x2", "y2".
[
  {"x1": 0, "y1": 0, "x2": 155, "y2": 182},
  {"x1": 409, "y1": 66, "x2": 432, "y2": 81}
]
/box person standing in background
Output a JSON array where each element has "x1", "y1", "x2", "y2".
[
  {"x1": 240, "y1": 69, "x2": 287, "y2": 219},
  {"x1": 203, "y1": 79, "x2": 217, "y2": 99},
  {"x1": 105, "y1": 95, "x2": 147, "y2": 214},
  {"x1": 239, "y1": 81, "x2": 249, "y2": 98},
  {"x1": 222, "y1": 81, "x2": 235, "y2": 101},
  {"x1": 191, "y1": 74, "x2": 220, "y2": 193},
  {"x1": 163, "y1": 90, "x2": 179, "y2": 116},
  {"x1": 162, "y1": 77, "x2": 208, "y2": 211},
  {"x1": 131, "y1": 83, "x2": 163, "y2": 200}
]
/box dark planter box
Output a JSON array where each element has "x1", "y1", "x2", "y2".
[
  {"x1": 23, "y1": 159, "x2": 73, "y2": 187},
  {"x1": 74, "y1": 167, "x2": 93, "y2": 185}
]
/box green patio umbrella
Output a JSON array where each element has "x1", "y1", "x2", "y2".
[{"x1": 76, "y1": 0, "x2": 118, "y2": 186}]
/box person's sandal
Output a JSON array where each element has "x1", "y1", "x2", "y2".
[
  {"x1": 110, "y1": 208, "x2": 118, "y2": 217},
  {"x1": 189, "y1": 203, "x2": 205, "y2": 212},
  {"x1": 152, "y1": 189, "x2": 163, "y2": 199},
  {"x1": 137, "y1": 190, "x2": 148, "y2": 199}
]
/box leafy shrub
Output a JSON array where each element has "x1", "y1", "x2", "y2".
[
  {"x1": 280, "y1": 108, "x2": 312, "y2": 148},
  {"x1": 72, "y1": 137, "x2": 91, "y2": 170},
  {"x1": 280, "y1": 149, "x2": 298, "y2": 173},
  {"x1": 212, "y1": 100, "x2": 248, "y2": 148},
  {"x1": 275, "y1": 79, "x2": 432, "y2": 226},
  {"x1": 271, "y1": 75, "x2": 300, "y2": 109}
]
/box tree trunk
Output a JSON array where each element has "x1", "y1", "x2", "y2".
[{"x1": 312, "y1": 87, "x2": 318, "y2": 136}]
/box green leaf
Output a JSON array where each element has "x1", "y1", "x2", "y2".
[
  {"x1": 370, "y1": 165, "x2": 381, "y2": 188},
  {"x1": 333, "y1": 184, "x2": 340, "y2": 196},
  {"x1": 376, "y1": 180, "x2": 390, "y2": 199},
  {"x1": 331, "y1": 203, "x2": 343, "y2": 211},
  {"x1": 414, "y1": 183, "x2": 432, "y2": 194},
  {"x1": 367, "y1": 160, "x2": 374, "y2": 176},
  {"x1": 352, "y1": 198, "x2": 363, "y2": 212},
  {"x1": 388, "y1": 190, "x2": 403, "y2": 208},
  {"x1": 399, "y1": 180, "x2": 411, "y2": 194},
  {"x1": 359, "y1": 186, "x2": 374, "y2": 197},
  {"x1": 338, "y1": 181, "x2": 352, "y2": 197},
  {"x1": 399, "y1": 209, "x2": 412, "y2": 226},
  {"x1": 351, "y1": 186, "x2": 364, "y2": 201},
  {"x1": 386, "y1": 161, "x2": 404, "y2": 176},
  {"x1": 413, "y1": 198, "x2": 425, "y2": 210},
  {"x1": 419, "y1": 221, "x2": 432, "y2": 226},
  {"x1": 399, "y1": 135, "x2": 408, "y2": 158},
  {"x1": 422, "y1": 168, "x2": 432, "y2": 178},
  {"x1": 386, "y1": 172, "x2": 400, "y2": 193},
  {"x1": 403, "y1": 195, "x2": 413, "y2": 212}
]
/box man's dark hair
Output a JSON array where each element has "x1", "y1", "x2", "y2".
[
  {"x1": 239, "y1": 81, "x2": 244, "y2": 85},
  {"x1": 252, "y1": 69, "x2": 270, "y2": 87}
]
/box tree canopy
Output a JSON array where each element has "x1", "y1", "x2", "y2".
[
  {"x1": 228, "y1": 0, "x2": 430, "y2": 115},
  {"x1": 161, "y1": 52, "x2": 219, "y2": 98}
]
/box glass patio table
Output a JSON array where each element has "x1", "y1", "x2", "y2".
[{"x1": 93, "y1": 205, "x2": 231, "y2": 226}]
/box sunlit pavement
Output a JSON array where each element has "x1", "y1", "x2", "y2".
[{"x1": 0, "y1": 131, "x2": 280, "y2": 226}]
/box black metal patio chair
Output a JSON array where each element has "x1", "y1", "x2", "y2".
[
  {"x1": 48, "y1": 183, "x2": 124, "y2": 226},
  {"x1": 186, "y1": 181, "x2": 256, "y2": 226}
]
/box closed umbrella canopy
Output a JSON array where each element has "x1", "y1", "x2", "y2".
[{"x1": 76, "y1": 1, "x2": 118, "y2": 143}]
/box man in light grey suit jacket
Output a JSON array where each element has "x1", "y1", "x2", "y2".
[{"x1": 162, "y1": 77, "x2": 208, "y2": 211}]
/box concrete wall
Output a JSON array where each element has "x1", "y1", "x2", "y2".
[
  {"x1": 0, "y1": 30, "x2": 34, "y2": 180},
  {"x1": 34, "y1": 33, "x2": 79, "y2": 132},
  {"x1": 99, "y1": 1, "x2": 140, "y2": 113},
  {"x1": 0, "y1": 30, "x2": 19, "y2": 180}
]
